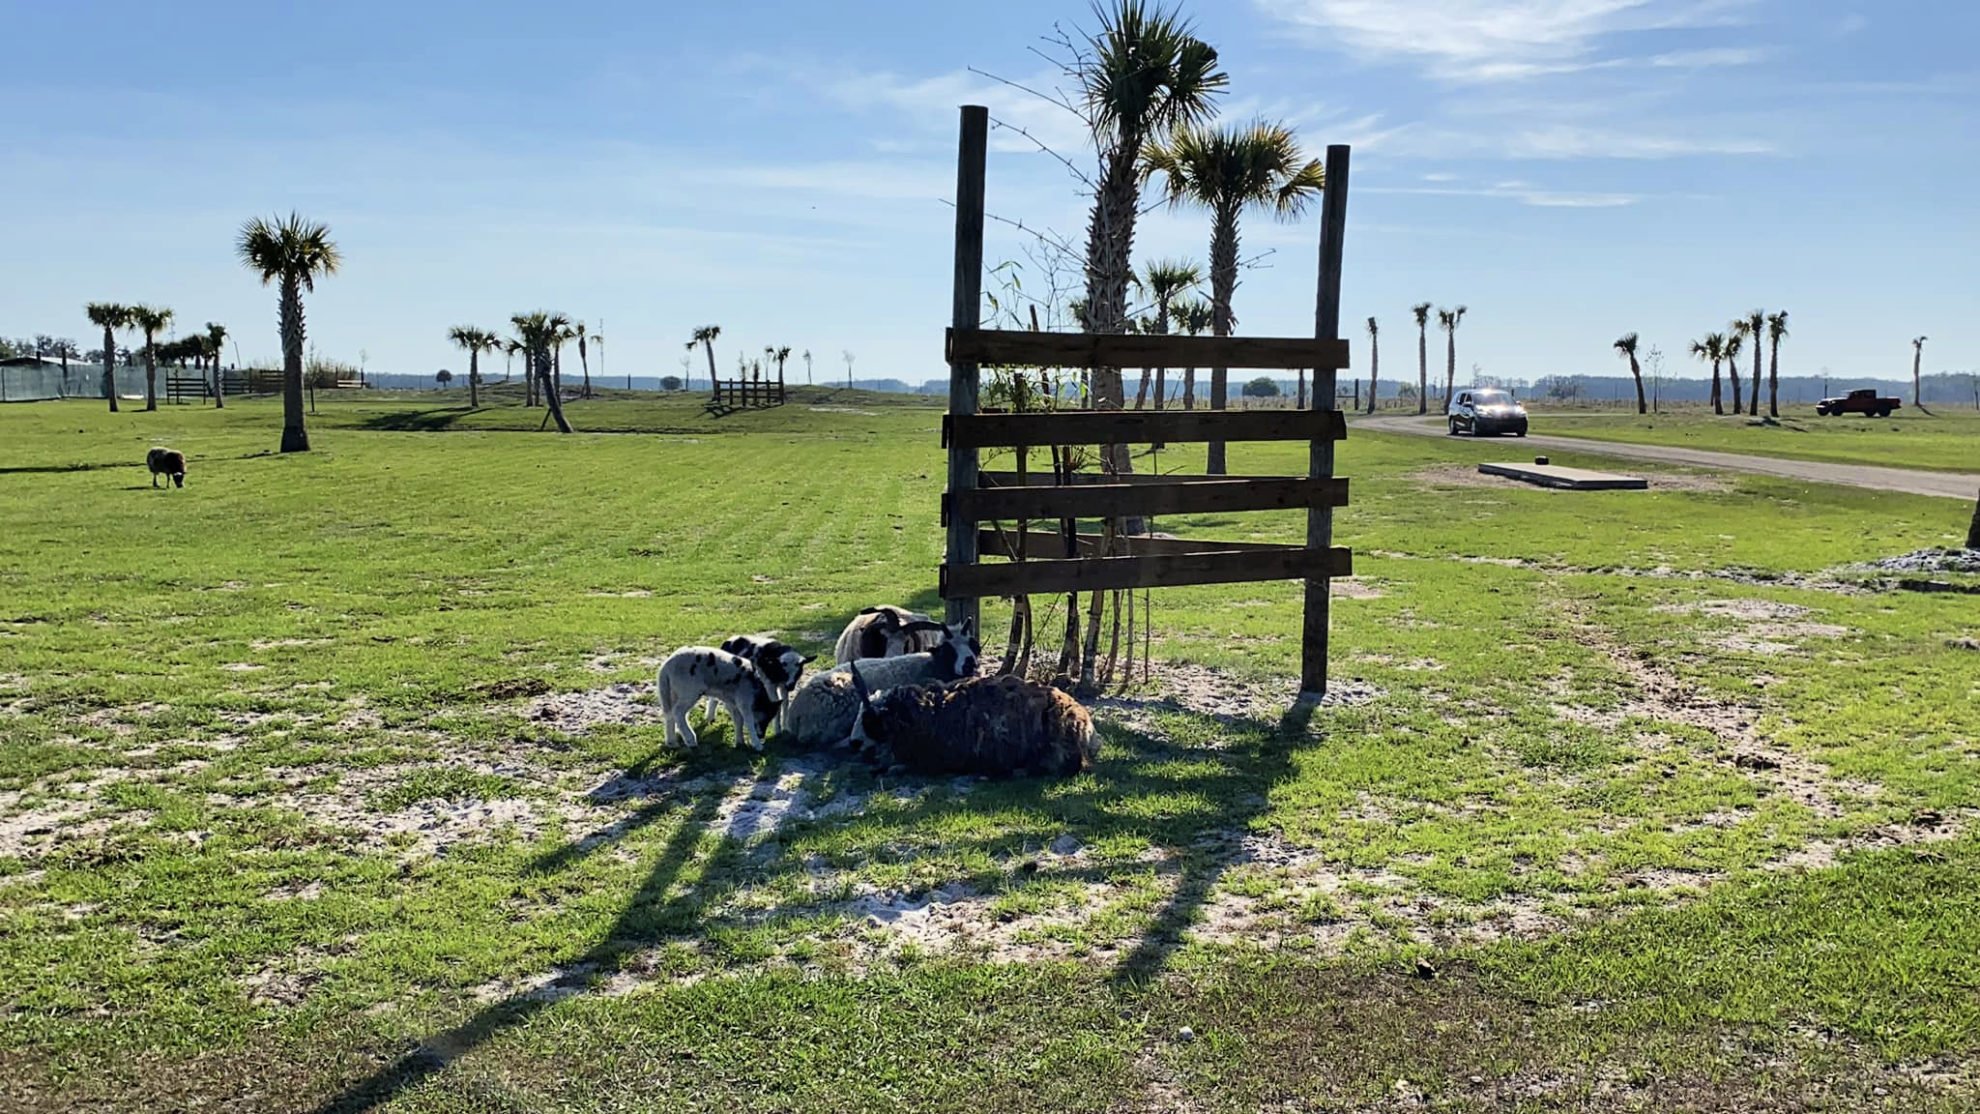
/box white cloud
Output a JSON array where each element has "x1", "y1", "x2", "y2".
[
  {"x1": 1366, "y1": 182, "x2": 1641, "y2": 207},
  {"x1": 1504, "y1": 125, "x2": 1775, "y2": 158}
]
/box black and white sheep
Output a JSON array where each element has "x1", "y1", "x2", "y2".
[
  {"x1": 832, "y1": 605, "x2": 945, "y2": 664},
  {"x1": 844, "y1": 666, "x2": 1100, "y2": 779},
  {"x1": 702, "y1": 634, "x2": 815, "y2": 728},
  {"x1": 783, "y1": 618, "x2": 980, "y2": 747},
  {"x1": 146, "y1": 447, "x2": 186, "y2": 489},
  {"x1": 655, "y1": 646, "x2": 781, "y2": 752}
]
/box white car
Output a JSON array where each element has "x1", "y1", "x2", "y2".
[{"x1": 1447, "y1": 388, "x2": 1529, "y2": 437}]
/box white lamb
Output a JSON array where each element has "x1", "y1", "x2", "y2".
[{"x1": 656, "y1": 646, "x2": 781, "y2": 752}]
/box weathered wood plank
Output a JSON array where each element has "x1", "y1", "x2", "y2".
[
  {"x1": 947, "y1": 329, "x2": 1350, "y2": 372},
  {"x1": 941, "y1": 546, "x2": 1353, "y2": 598},
  {"x1": 1304, "y1": 143, "x2": 1353, "y2": 696},
  {"x1": 944, "y1": 105, "x2": 988, "y2": 630},
  {"x1": 979, "y1": 470, "x2": 1299, "y2": 488},
  {"x1": 946, "y1": 476, "x2": 1349, "y2": 525},
  {"x1": 977, "y1": 529, "x2": 1304, "y2": 558},
  {"x1": 945, "y1": 408, "x2": 1345, "y2": 450}
]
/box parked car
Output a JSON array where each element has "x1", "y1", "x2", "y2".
[
  {"x1": 1447, "y1": 388, "x2": 1529, "y2": 437},
  {"x1": 1815, "y1": 388, "x2": 1901, "y2": 418}
]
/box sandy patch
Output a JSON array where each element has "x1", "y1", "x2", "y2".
[
  {"x1": 1091, "y1": 661, "x2": 1383, "y2": 739},
  {"x1": 523, "y1": 682, "x2": 654, "y2": 730},
  {"x1": 1330, "y1": 577, "x2": 1385, "y2": 599}
]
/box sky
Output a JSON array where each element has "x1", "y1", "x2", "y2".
[{"x1": 2, "y1": 0, "x2": 1974, "y2": 388}]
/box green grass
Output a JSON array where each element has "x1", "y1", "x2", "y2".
[
  {"x1": 1529, "y1": 406, "x2": 1980, "y2": 473},
  {"x1": 2, "y1": 392, "x2": 1977, "y2": 1110}
]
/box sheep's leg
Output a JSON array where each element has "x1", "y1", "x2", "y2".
[
  {"x1": 723, "y1": 698, "x2": 764, "y2": 751},
  {"x1": 671, "y1": 704, "x2": 699, "y2": 750}
]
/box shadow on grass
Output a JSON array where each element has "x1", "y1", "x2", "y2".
[
  {"x1": 352, "y1": 407, "x2": 481, "y2": 432},
  {"x1": 311, "y1": 592, "x2": 1312, "y2": 1111},
  {"x1": 0, "y1": 449, "x2": 280, "y2": 476}
]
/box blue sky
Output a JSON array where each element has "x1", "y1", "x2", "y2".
[{"x1": 3, "y1": 1, "x2": 1973, "y2": 387}]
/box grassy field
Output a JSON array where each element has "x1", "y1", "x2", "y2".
[
  {"x1": 1525, "y1": 407, "x2": 1980, "y2": 474},
  {"x1": 2, "y1": 390, "x2": 1977, "y2": 1111}
]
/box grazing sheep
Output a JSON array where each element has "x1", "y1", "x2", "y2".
[
  {"x1": 845, "y1": 666, "x2": 1100, "y2": 779},
  {"x1": 146, "y1": 447, "x2": 186, "y2": 489},
  {"x1": 701, "y1": 634, "x2": 815, "y2": 727},
  {"x1": 655, "y1": 646, "x2": 780, "y2": 752},
  {"x1": 784, "y1": 618, "x2": 980, "y2": 747},
  {"x1": 832, "y1": 605, "x2": 944, "y2": 664}
]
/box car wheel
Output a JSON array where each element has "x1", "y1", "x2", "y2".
[
  {"x1": 1515, "y1": 427, "x2": 1528, "y2": 438},
  {"x1": 1878, "y1": 408, "x2": 1892, "y2": 419},
  {"x1": 1448, "y1": 419, "x2": 1460, "y2": 435}
]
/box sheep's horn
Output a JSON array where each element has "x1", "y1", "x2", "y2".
[{"x1": 900, "y1": 621, "x2": 947, "y2": 635}]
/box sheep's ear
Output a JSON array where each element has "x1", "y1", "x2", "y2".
[{"x1": 800, "y1": 654, "x2": 817, "y2": 665}]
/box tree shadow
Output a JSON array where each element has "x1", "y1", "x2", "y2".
[{"x1": 352, "y1": 407, "x2": 479, "y2": 432}]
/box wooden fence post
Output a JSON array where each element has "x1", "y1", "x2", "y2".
[
  {"x1": 945, "y1": 105, "x2": 989, "y2": 630},
  {"x1": 1304, "y1": 144, "x2": 1351, "y2": 697}
]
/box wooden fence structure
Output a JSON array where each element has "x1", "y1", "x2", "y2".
[
  {"x1": 706, "y1": 376, "x2": 787, "y2": 413},
  {"x1": 938, "y1": 105, "x2": 1354, "y2": 696}
]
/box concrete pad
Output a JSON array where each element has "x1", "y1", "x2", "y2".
[{"x1": 1478, "y1": 462, "x2": 1648, "y2": 490}]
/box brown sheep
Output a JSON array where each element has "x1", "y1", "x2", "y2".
[
  {"x1": 146, "y1": 447, "x2": 186, "y2": 489},
  {"x1": 845, "y1": 667, "x2": 1099, "y2": 779}
]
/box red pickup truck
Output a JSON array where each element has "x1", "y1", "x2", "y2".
[{"x1": 1815, "y1": 388, "x2": 1901, "y2": 418}]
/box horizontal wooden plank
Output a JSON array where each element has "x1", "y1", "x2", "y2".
[
  {"x1": 945, "y1": 408, "x2": 1346, "y2": 450},
  {"x1": 978, "y1": 529, "x2": 1306, "y2": 558},
  {"x1": 946, "y1": 476, "x2": 1348, "y2": 525},
  {"x1": 941, "y1": 546, "x2": 1353, "y2": 598},
  {"x1": 980, "y1": 470, "x2": 1299, "y2": 488},
  {"x1": 948, "y1": 329, "x2": 1350, "y2": 371}
]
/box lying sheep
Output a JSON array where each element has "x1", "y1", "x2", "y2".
[
  {"x1": 845, "y1": 666, "x2": 1099, "y2": 779},
  {"x1": 832, "y1": 605, "x2": 944, "y2": 664},
  {"x1": 146, "y1": 447, "x2": 186, "y2": 489},
  {"x1": 656, "y1": 646, "x2": 780, "y2": 752},
  {"x1": 784, "y1": 618, "x2": 979, "y2": 747}
]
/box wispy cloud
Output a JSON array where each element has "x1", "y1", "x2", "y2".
[
  {"x1": 1254, "y1": 0, "x2": 1756, "y2": 82},
  {"x1": 1367, "y1": 179, "x2": 1641, "y2": 207}
]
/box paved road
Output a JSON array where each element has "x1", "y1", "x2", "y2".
[{"x1": 1357, "y1": 414, "x2": 1980, "y2": 501}]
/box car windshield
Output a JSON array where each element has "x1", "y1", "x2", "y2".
[{"x1": 1470, "y1": 390, "x2": 1513, "y2": 405}]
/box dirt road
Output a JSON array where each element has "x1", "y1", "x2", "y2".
[{"x1": 1357, "y1": 414, "x2": 1980, "y2": 501}]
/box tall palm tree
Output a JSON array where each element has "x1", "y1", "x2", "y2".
[
  {"x1": 1740, "y1": 309, "x2": 1765, "y2": 415},
  {"x1": 1411, "y1": 303, "x2": 1432, "y2": 415},
  {"x1": 1912, "y1": 335, "x2": 1928, "y2": 407},
  {"x1": 1613, "y1": 332, "x2": 1646, "y2": 414},
  {"x1": 237, "y1": 213, "x2": 340, "y2": 453},
  {"x1": 692, "y1": 325, "x2": 721, "y2": 394},
  {"x1": 1134, "y1": 258, "x2": 1200, "y2": 410},
  {"x1": 512, "y1": 312, "x2": 573, "y2": 433},
  {"x1": 573, "y1": 321, "x2": 591, "y2": 398},
  {"x1": 1146, "y1": 119, "x2": 1324, "y2": 474},
  {"x1": 448, "y1": 326, "x2": 500, "y2": 409},
  {"x1": 546, "y1": 313, "x2": 572, "y2": 401},
  {"x1": 1174, "y1": 298, "x2": 1212, "y2": 411},
  {"x1": 204, "y1": 322, "x2": 229, "y2": 408},
  {"x1": 1693, "y1": 332, "x2": 1727, "y2": 414},
  {"x1": 1364, "y1": 316, "x2": 1379, "y2": 414},
  {"x1": 773, "y1": 345, "x2": 793, "y2": 395},
  {"x1": 1723, "y1": 326, "x2": 1746, "y2": 414},
  {"x1": 126, "y1": 305, "x2": 172, "y2": 412},
  {"x1": 1437, "y1": 306, "x2": 1467, "y2": 410},
  {"x1": 1765, "y1": 312, "x2": 1789, "y2": 417},
  {"x1": 85, "y1": 302, "x2": 131, "y2": 413},
  {"x1": 802, "y1": 349, "x2": 813, "y2": 386},
  {"x1": 1075, "y1": 0, "x2": 1226, "y2": 400}
]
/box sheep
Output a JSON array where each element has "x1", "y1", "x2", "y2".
[
  {"x1": 700, "y1": 634, "x2": 815, "y2": 727},
  {"x1": 146, "y1": 447, "x2": 186, "y2": 489},
  {"x1": 783, "y1": 617, "x2": 980, "y2": 747},
  {"x1": 655, "y1": 646, "x2": 780, "y2": 752},
  {"x1": 832, "y1": 605, "x2": 945, "y2": 665},
  {"x1": 844, "y1": 666, "x2": 1100, "y2": 779}
]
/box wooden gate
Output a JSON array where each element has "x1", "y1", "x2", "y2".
[{"x1": 938, "y1": 105, "x2": 1354, "y2": 696}]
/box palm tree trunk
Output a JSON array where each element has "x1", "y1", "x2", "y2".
[
  {"x1": 537, "y1": 344, "x2": 573, "y2": 433},
  {"x1": 101, "y1": 326, "x2": 118, "y2": 413},
  {"x1": 279, "y1": 279, "x2": 309, "y2": 452},
  {"x1": 1367, "y1": 334, "x2": 1378, "y2": 414},
  {"x1": 1767, "y1": 340, "x2": 1780, "y2": 418},
  {"x1": 1711, "y1": 359, "x2": 1723, "y2": 415},
  {"x1": 212, "y1": 350, "x2": 225, "y2": 409},
  {"x1": 1298, "y1": 369, "x2": 1307, "y2": 409},
  {"x1": 1913, "y1": 348, "x2": 1923, "y2": 408},
  {"x1": 703, "y1": 341, "x2": 718, "y2": 397},
  {"x1": 1443, "y1": 330, "x2": 1456, "y2": 411},
  {"x1": 468, "y1": 349, "x2": 480, "y2": 408},
  {"x1": 143, "y1": 334, "x2": 157, "y2": 411},
  {"x1": 1205, "y1": 211, "x2": 1239, "y2": 476},
  {"x1": 1966, "y1": 488, "x2": 1980, "y2": 550},
  {"x1": 579, "y1": 343, "x2": 591, "y2": 399},
  {"x1": 1416, "y1": 325, "x2": 1428, "y2": 415},
  {"x1": 1183, "y1": 368, "x2": 1195, "y2": 410},
  {"x1": 1729, "y1": 358, "x2": 1744, "y2": 413},
  {"x1": 1133, "y1": 368, "x2": 1151, "y2": 409},
  {"x1": 1629, "y1": 355, "x2": 1646, "y2": 414},
  {"x1": 1748, "y1": 347, "x2": 1761, "y2": 416}
]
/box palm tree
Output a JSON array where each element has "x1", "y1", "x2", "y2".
[
  {"x1": 1740, "y1": 310, "x2": 1765, "y2": 415},
  {"x1": 203, "y1": 322, "x2": 229, "y2": 408},
  {"x1": 1411, "y1": 303, "x2": 1432, "y2": 415},
  {"x1": 1912, "y1": 336, "x2": 1928, "y2": 407},
  {"x1": 85, "y1": 303, "x2": 131, "y2": 412},
  {"x1": 844, "y1": 350, "x2": 856, "y2": 388},
  {"x1": 126, "y1": 305, "x2": 172, "y2": 412},
  {"x1": 1724, "y1": 326, "x2": 1746, "y2": 414},
  {"x1": 773, "y1": 345, "x2": 793, "y2": 396},
  {"x1": 1437, "y1": 306, "x2": 1467, "y2": 410},
  {"x1": 1075, "y1": 0, "x2": 1226, "y2": 407},
  {"x1": 448, "y1": 326, "x2": 500, "y2": 409},
  {"x1": 237, "y1": 213, "x2": 340, "y2": 453},
  {"x1": 1693, "y1": 332, "x2": 1727, "y2": 413},
  {"x1": 1146, "y1": 119, "x2": 1324, "y2": 474},
  {"x1": 435, "y1": 369, "x2": 454, "y2": 389},
  {"x1": 692, "y1": 325, "x2": 721, "y2": 395},
  {"x1": 1766, "y1": 312, "x2": 1789, "y2": 417},
  {"x1": 1364, "y1": 316, "x2": 1379, "y2": 414},
  {"x1": 512, "y1": 312, "x2": 573, "y2": 432},
  {"x1": 573, "y1": 321, "x2": 591, "y2": 398},
  {"x1": 802, "y1": 348, "x2": 814, "y2": 386},
  {"x1": 1172, "y1": 298, "x2": 1213, "y2": 412},
  {"x1": 1613, "y1": 332, "x2": 1646, "y2": 414},
  {"x1": 1134, "y1": 258, "x2": 1200, "y2": 411}
]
